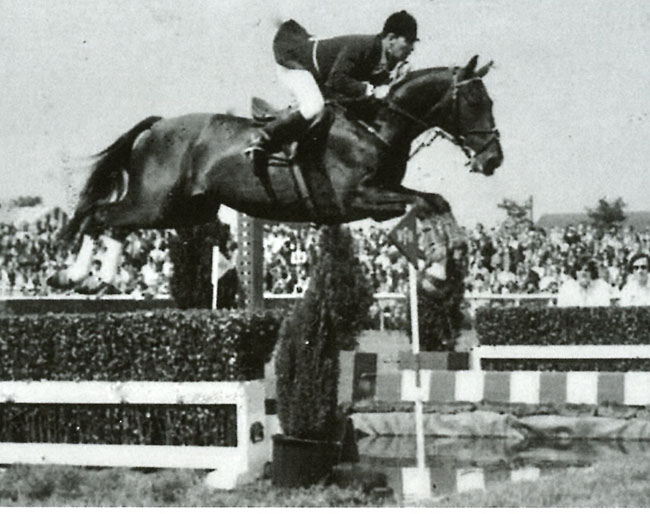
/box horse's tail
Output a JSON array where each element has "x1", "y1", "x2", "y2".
[{"x1": 61, "y1": 116, "x2": 163, "y2": 242}]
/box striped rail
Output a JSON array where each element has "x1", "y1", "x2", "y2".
[{"x1": 266, "y1": 352, "x2": 650, "y2": 406}]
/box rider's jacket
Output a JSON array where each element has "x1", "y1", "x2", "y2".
[{"x1": 273, "y1": 20, "x2": 392, "y2": 99}]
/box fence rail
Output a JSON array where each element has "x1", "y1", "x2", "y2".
[
  {"x1": 470, "y1": 345, "x2": 650, "y2": 371},
  {"x1": 0, "y1": 380, "x2": 269, "y2": 489}
]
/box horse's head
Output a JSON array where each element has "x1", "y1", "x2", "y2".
[{"x1": 387, "y1": 55, "x2": 503, "y2": 176}]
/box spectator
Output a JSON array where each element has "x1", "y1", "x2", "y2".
[
  {"x1": 619, "y1": 253, "x2": 650, "y2": 306},
  {"x1": 140, "y1": 256, "x2": 161, "y2": 293},
  {"x1": 557, "y1": 256, "x2": 611, "y2": 307}
]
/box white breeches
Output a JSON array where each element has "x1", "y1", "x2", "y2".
[{"x1": 275, "y1": 65, "x2": 324, "y2": 120}]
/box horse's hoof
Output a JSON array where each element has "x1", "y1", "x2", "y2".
[{"x1": 96, "y1": 282, "x2": 121, "y2": 296}]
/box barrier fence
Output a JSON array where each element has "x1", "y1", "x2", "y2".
[{"x1": 0, "y1": 291, "x2": 643, "y2": 485}]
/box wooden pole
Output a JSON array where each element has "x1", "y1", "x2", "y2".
[
  {"x1": 211, "y1": 246, "x2": 219, "y2": 310},
  {"x1": 409, "y1": 262, "x2": 425, "y2": 470}
]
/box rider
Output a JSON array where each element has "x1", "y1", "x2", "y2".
[{"x1": 245, "y1": 10, "x2": 418, "y2": 173}]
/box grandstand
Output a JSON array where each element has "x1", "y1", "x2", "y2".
[{"x1": 537, "y1": 211, "x2": 650, "y2": 229}]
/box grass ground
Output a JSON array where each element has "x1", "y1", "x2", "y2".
[{"x1": 0, "y1": 455, "x2": 648, "y2": 507}]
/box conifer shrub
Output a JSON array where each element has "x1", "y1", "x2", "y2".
[{"x1": 275, "y1": 225, "x2": 373, "y2": 440}]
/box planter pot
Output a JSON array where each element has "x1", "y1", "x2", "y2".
[{"x1": 272, "y1": 434, "x2": 342, "y2": 487}]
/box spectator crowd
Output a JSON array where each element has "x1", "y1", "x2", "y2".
[
  {"x1": 263, "y1": 220, "x2": 650, "y2": 301},
  {"x1": 2, "y1": 206, "x2": 650, "y2": 305}
]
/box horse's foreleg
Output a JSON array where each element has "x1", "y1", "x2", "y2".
[
  {"x1": 351, "y1": 184, "x2": 467, "y2": 291},
  {"x1": 394, "y1": 187, "x2": 451, "y2": 215},
  {"x1": 350, "y1": 185, "x2": 415, "y2": 220},
  {"x1": 393, "y1": 186, "x2": 466, "y2": 250}
]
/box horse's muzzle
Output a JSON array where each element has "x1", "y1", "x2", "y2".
[{"x1": 470, "y1": 143, "x2": 503, "y2": 176}]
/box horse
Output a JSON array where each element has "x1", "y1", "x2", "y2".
[{"x1": 50, "y1": 55, "x2": 503, "y2": 291}]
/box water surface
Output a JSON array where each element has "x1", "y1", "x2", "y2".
[{"x1": 358, "y1": 436, "x2": 650, "y2": 500}]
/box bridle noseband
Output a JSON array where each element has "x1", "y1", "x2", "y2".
[{"x1": 386, "y1": 68, "x2": 500, "y2": 162}]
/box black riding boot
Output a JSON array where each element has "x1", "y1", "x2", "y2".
[{"x1": 245, "y1": 110, "x2": 311, "y2": 176}]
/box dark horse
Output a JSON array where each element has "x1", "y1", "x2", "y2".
[{"x1": 52, "y1": 55, "x2": 502, "y2": 289}]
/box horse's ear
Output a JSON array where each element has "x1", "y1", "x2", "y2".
[
  {"x1": 462, "y1": 55, "x2": 479, "y2": 78},
  {"x1": 476, "y1": 60, "x2": 494, "y2": 78}
]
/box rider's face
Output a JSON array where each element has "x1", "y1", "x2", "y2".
[{"x1": 387, "y1": 35, "x2": 415, "y2": 63}]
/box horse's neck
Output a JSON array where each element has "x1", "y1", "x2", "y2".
[
  {"x1": 325, "y1": 108, "x2": 411, "y2": 185},
  {"x1": 385, "y1": 68, "x2": 454, "y2": 138}
]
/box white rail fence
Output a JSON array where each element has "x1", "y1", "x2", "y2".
[
  {"x1": 0, "y1": 380, "x2": 270, "y2": 489},
  {"x1": 470, "y1": 345, "x2": 650, "y2": 371}
]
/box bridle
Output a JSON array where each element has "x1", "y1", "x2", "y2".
[{"x1": 386, "y1": 67, "x2": 500, "y2": 161}]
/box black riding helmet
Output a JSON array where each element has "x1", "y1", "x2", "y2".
[{"x1": 382, "y1": 10, "x2": 418, "y2": 43}]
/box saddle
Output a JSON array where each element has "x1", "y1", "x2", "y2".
[
  {"x1": 249, "y1": 96, "x2": 382, "y2": 216},
  {"x1": 251, "y1": 97, "x2": 291, "y2": 123}
]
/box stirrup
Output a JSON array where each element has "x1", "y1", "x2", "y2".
[
  {"x1": 244, "y1": 144, "x2": 266, "y2": 159},
  {"x1": 244, "y1": 130, "x2": 271, "y2": 159}
]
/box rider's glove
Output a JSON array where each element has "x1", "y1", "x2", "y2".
[{"x1": 372, "y1": 85, "x2": 390, "y2": 100}]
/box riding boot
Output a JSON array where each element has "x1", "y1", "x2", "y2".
[{"x1": 244, "y1": 110, "x2": 311, "y2": 177}]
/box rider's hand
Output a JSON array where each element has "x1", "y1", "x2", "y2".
[{"x1": 373, "y1": 85, "x2": 390, "y2": 100}]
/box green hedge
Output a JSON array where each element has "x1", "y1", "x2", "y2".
[
  {"x1": 475, "y1": 306, "x2": 650, "y2": 346},
  {"x1": 0, "y1": 309, "x2": 281, "y2": 381}
]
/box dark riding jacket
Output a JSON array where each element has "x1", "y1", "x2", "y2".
[{"x1": 273, "y1": 20, "x2": 391, "y2": 99}]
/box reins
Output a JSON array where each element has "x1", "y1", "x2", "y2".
[{"x1": 325, "y1": 67, "x2": 500, "y2": 162}]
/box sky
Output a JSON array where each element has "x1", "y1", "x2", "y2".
[{"x1": 1, "y1": 0, "x2": 650, "y2": 229}]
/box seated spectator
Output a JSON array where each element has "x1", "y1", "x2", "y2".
[
  {"x1": 557, "y1": 256, "x2": 612, "y2": 307},
  {"x1": 619, "y1": 253, "x2": 650, "y2": 306},
  {"x1": 140, "y1": 256, "x2": 161, "y2": 293},
  {"x1": 522, "y1": 270, "x2": 540, "y2": 293},
  {"x1": 75, "y1": 259, "x2": 104, "y2": 294},
  {"x1": 471, "y1": 272, "x2": 490, "y2": 293},
  {"x1": 114, "y1": 263, "x2": 136, "y2": 294}
]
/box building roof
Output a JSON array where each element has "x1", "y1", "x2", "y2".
[{"x1": 536, "y1": 211, "x2": 650, "y2": 229}]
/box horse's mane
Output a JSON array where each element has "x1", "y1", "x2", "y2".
[
  {"x1": 390, "y1": 66, "x2": 453, "y2": 100},
  {"x1": 403, "y1": 66, "x2": 451, "y2": 81}
]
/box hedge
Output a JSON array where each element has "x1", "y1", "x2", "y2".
[
  {"x1": 475, "y1": 306, "x2": 650, "y2": 346},
  {"x1": 0, "y1": 404, "x2": 237, "y2": 446},
  {"x1": 0, "y1": 309, "x2": 281, "y2": 381}
]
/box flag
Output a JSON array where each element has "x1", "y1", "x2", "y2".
[
  {"x1": 211, "y1": 247, "x2": 234, "y2": 285},
  {"x1": 387, "y1": 208, "x2": 419, "y2": 266}
]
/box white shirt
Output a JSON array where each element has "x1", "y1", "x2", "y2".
[
  {"x1": 556, "y1": 278, "x2": 612, "y2": 307},
  {"x1": 619, "y1": 279, "x2": 650, "y2": 307}
]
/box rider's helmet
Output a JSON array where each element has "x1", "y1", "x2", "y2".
[{"x1": 382, "y1": 10, "x2": 418, "y2": 43}]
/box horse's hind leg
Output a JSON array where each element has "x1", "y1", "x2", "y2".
[
  {"x1": 47, "y1": 233, "x2": 97, "y2": 289},
  {"x1": 83, "y1": 196, "x2": 220, "y2": 289},
  {"x1": 81, "y1": 200, "x2": 158, "y2": 289}
]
